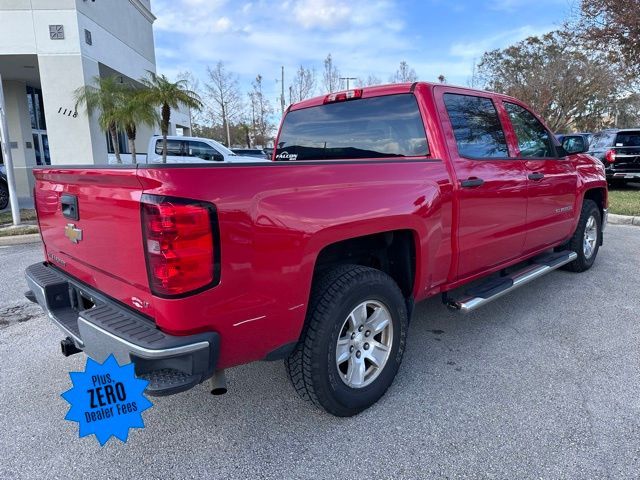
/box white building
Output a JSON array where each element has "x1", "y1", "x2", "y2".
[{"x1": 0, "y1": 0, "x2": 191, "y2": 207}]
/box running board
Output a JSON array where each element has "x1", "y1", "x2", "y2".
[{"x1": 445, "y1": 250, "x2": 577, "y2": 313}]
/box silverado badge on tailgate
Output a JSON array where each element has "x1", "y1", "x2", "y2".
[{"x1": 64, "y1": 223, "x2": 83, "y2": 244}]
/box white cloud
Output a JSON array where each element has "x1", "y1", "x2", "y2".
[
  {"x1": 151, "y1": 0, "x2": 557, "y2": 102},
  {"x1": 292, "y1": 0, "x2": 352, "y2": 29},
  {"x1": 449, "y1": 25, "x2": 556, "y2": 60},
  {"x1": 213, "y1": 16, "x2": 232, "y2": 32}
]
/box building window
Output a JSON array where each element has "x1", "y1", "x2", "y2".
[
  {"x1": 49, "y1": 25, "x2": 64, "y2": 40},
  {"x1": 84, "y1": 29, "x2": 92, "y2": 45},
  {"x1": 26, "y1": 86, "x2": 46, "y2": 131},
  {"x1": 106, "y1": 131, "x2": 129, "y2": 154}
]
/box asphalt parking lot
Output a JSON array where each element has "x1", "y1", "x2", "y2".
[{"x1": 1, "y1": 226, "x2": 639, "y2": 479}]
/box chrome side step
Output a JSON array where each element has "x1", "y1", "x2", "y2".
[{"x1": 445, "y1": 250, "x2": 577, "y2": 313}]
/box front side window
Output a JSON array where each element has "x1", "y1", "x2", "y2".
[
  {"x1": 155, "y1": 139, "x2": 183, "y2": 156},
  {"x1": 443, "y1": 93, "x2": 509, "y2": 159},
  {"x1": 275, "y1": 94, "x2": 428, "y2": 161},
  {"x1": 504, "y1": 102, "x2": 555, "y2": 158},
  {"x1": 187, "y1": 141, "x2": 220, "y2": 161}
]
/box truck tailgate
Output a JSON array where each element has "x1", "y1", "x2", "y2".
[{"x1": 33, "y1": 168, "x2": 154, "y2": 316}]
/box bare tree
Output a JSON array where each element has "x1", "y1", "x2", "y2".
[
  {"x1": 390, "y1": 61, "x2": 418, "y2": 83},
  {"x1": 438, "y1": 74, "x2": 447, "y2": 84},
  {"x1": 248, "y1": 74, "x2": 274, "y2": 147},
  {"x1": 322, "y1": 54, "x2": 341, "y2": 93},
  {"x1": 205, "y1": 61, "x2": 243, "y2": 147},
  {"x1": 176, "y1": 70, "x2": 204, "y2": 130},
  {"x1": 289, "y1": 66, "x2": 316, "y2": 104},
  {"x1": 357, "y1": 74, "x2": 382, "y2": 87},
  {"x1": 477, "y1": 31, "x2": 620, "y2": 131}
]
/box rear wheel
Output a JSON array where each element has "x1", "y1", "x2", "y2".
[
  {"x1": 285, "y1": 265, "x2": 408, "y2": 416},
  {"x1": 562, "y1": 199, "x2": 601, "y2": 272}
]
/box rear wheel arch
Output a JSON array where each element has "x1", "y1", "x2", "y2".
[{"x1": 312, "y1": 229, "x2": 418, "y2": 301}]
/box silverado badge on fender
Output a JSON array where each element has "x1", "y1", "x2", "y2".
[{"x1": 64, "y1": 223, "x2": 83, "y2": 244}]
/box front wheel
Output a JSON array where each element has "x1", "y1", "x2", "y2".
[
  {"x1": 562, "y1": 199, "x2": 601, "y2": 272},
  {"x1": 285, "y1": 265, "x2": 408, "y2": 416}
]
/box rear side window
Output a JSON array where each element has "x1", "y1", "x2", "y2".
[
  {"x1": 155, "y1": 139, "x2": 183, "y2": 156},
  {"x1": 614, "y1": 131, "x2": 640, "y2": 147},
  {"x1": 275, "y1": 94, "x2": 428, "y2": 161},
  {"x1": 444, "y1": 93, "x2": 509, "y2": 158},
  {"x1": 504, "y1": 102, "x2": 555, "y2": 158}
]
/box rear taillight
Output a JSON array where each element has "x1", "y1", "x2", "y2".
[
  {"x1": 141, "y1": 194, "x2": 219, "y2": 297},
  {"x1": 605, "y1": 149, "x2": 616, "y2": 163},
  {"x1": 324, "y1": 89, "x2": 363, "y2": 104}
]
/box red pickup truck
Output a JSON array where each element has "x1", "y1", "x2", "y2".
[{"x1": 25, "y1": 82, "x2": 607, "y2": 416}]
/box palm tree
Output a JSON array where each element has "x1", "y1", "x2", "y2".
[
  {"x1": 113, "y1": 88, "x2": 158, "y2": 164},
  {"x1": 74, "y1": 76, "x2": 126, "y2": 163},
  {"x1": 139, "y1": 72, "x2": 203, "y2": 163}
]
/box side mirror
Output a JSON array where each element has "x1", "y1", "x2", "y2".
[
  {"x1": 213, "y1": 153, "x2": 224, "y2": 162},
  {"x1": 562, "y1": 135, "x2": 587, "y2": 155}
]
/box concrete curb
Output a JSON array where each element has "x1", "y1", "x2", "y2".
[
  {"x1": 0, "y1": 233, "x2": 42, "y2": 246},
  {"x1": 608, "y1": 213, "x2": 640, "y2": 227}
]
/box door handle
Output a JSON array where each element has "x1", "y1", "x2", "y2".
[
  {"x1": 528, "y1": 172, "x2": 545, "y2": 181},
  {"x1": 460, "y1": 177, "x2": 484, "y2": 188}
]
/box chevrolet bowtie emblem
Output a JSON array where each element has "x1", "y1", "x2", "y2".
[{"x1": 64, "y1": 223, "x2": 83, "y2": 244}]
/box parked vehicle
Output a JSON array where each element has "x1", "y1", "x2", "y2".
[
  {"x1": 109, "y1": 136, "x2": 268, "y2": 164},
  {"x1": 25, "y1": 82, "x2": 608, "y2": 416},
  {"x1": 584, "y1": 129, "x2": 640, "y2": 184},
  {"x1": 231, "y1": 148, "x2": 270, "y2": 159},
  {"x1": 0, "y1": 169, "x2": 8, "y2": 210}
]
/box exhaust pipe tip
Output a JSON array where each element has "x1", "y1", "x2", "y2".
[{"x1": 209, "y1": 369, "x2": 227, "y2": 395}]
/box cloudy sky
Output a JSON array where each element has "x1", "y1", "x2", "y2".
[{"x1": 151, "y1": 0, "x2": 573, "y2": 105}]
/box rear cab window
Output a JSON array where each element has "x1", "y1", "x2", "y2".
[
  {"x1": 443, "y1": 93, "x2": 509, "y2": 159},
  {"x1": 614, "y1": 131, "x2": 640, "y2": 148},
  {"x1": 275, "y1": 94, "x2": 428, "y2": 161}
]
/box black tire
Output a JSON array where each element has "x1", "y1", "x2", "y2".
[
  {"x1": 562, "y1": 199, "x2": 601, "y2": 272},
  {"x1": 0, "y1": 182, "x2": 8, "y2": 211},
  {"x1": 285, "y1": 264, "x2": 408, "y2": 417}
]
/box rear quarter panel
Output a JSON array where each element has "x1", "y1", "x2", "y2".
[{"x1": 136, "y1": 161, "x2": 452, "y2": 368}]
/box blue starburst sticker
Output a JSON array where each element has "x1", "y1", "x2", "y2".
[{"x1": 61, "y1": 355, "x2": 153, "y2": 445}]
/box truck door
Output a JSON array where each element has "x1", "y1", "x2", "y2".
[
  {"x1": 500, "y1": 101, "x2": 578, "y2": 253},
  {"x1": 435, "y1": 88, "x2": 528, "y2": 279}
]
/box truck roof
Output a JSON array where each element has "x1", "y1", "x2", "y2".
[{"x1": 288, "y1": 81, "x2": 524, "y2": 112}]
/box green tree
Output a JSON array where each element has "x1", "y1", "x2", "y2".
[
  {"x1": 575, "y1": 0, "x2": 640, "y2": 79},
  {"x1": 140, "y1": 72, "x2": 203, "y2": 163},
  {"x1": 477, "y1": 31, "x2": 619, "y2": 132},
  {"x1": 74, "y1": 76, "x2": 126, "y2": 163},
  {"x1": 112, "y1": 88, "x2": 158, "y2": 164}
]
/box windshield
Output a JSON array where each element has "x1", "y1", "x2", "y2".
[
  {"x1": 210, "y1": 140, "x2": 236, "y2": 156},
  {"x1": 275, "y1": 94, "x2": 428, "y2": 161}
]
